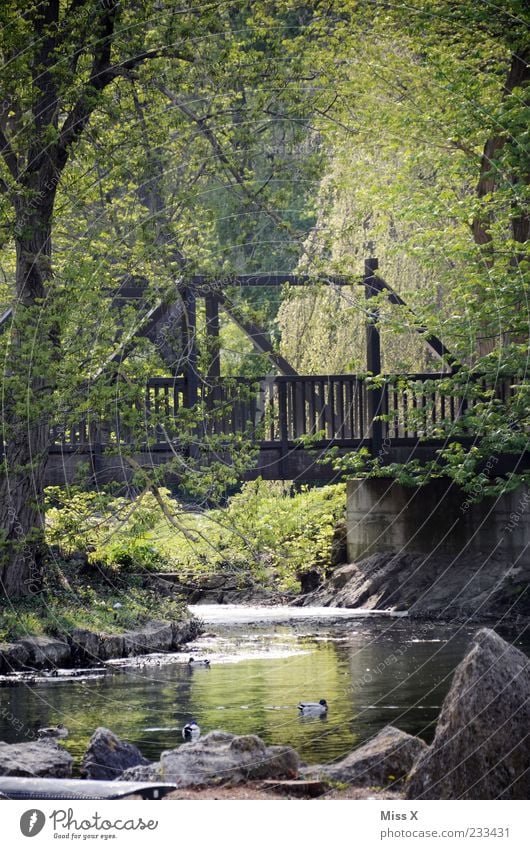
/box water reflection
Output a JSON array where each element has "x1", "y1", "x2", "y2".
[{"x1": 1, "y1": 606, "x2": 528, "y2": 773}]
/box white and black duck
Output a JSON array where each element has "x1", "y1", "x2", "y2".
[
  {"x1": 188, "y1": 657, "x2": 210, "y2": 668},
  {"x1": 37, "y1": 723, "x2": 69, "y2": 739},
  {"x1": 182, "y1": 719, "x2": 201, "y2": 742},
  {"x1": 297, "y1": 699, "x2": 328, "y2": 716}
]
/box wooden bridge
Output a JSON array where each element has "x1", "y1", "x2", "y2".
[{"x1": 1, "y1": 257, "x2": 520, "y2": 486}]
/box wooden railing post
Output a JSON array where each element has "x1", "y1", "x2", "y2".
[
  {"x1": 278, "y1": 379, "x2": 289, "y2": 479},
  {"x1": 181, "y1": 286, "x2": 198, "y2": 408},
  {"x1": 205, "y1": 293, "x2": 220, "y2": 380},
  {"x1": 364, "y1": 257, "x2": 383, "y2": 457},
  {"x1": 181, "y1": 286, "x2": 200, "y2": 458},
  {"x1": 89, "y1": 419, "x2": 103, "y2": 487}
]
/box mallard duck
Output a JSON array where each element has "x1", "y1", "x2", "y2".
[
  {"x1": 188, "y1": 657, "x2": 210, "y2": 668},
  {"x1": 37, "y1": 723, "x2": 69, "y2": 740},
  {"x1": 297, "y1": 699, "x2": 328, "y2": 715},
  {"x1": 182, "y1": 719, "x2": 201, "y2": 742}
]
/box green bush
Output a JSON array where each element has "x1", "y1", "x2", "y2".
[
  {"x1": 149, "y1": 479, "x2": 346, "y2": 591},
  {"x1": 44, "y1": 480, "x2": 346, "y2": 593},
  {"x1": 100, "y1": 540, "x2": 168, "y2": 573}
]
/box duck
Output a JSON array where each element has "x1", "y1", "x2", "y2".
[
  {"x1": 182, "y1": 719, "x2": 201, "y2": 742},
  {"x1": 297, "y1": 699, "x2": 328, "y2": 715},
  {"x1": 188, "y1": 657, "x2": 210, "y2": 668},
  {"x1": 37, "y1": 723, "x2": 69, "y2": 740}
]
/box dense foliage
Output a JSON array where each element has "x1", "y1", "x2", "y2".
[{"x1": 45, "y1": 481, "x2": 346, "y2": 592}]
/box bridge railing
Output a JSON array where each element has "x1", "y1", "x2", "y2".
[
  {"x1": 49, "y1": 372, "x2": 520, "y2": 452},
  {"x1": 380, "y1": 374, "x2": 518, "y2": 441},
  {"x1": 189, "y1": 374, "x2": 368, "y2": 445}
]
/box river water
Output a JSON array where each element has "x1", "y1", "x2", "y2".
[{"x1": 1, "y1": 606, "x2": 528, "y2": 771}]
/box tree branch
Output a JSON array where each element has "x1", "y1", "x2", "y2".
[
  {"x1": 159, "y1": 84, "x2": 291, "y2": 231},
  {"x1": 472, "y1": 47, "x2": 530, "y2": 248},
  {"x1": 56, "y1": 41, "x2": 192, "y2": 171}
]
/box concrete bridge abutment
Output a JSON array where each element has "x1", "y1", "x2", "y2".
[{"x1": 346, "y1": 478, "x2": 530, "y2": 569}]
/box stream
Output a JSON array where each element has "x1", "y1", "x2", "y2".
[{"x1": 1, "y1": 605, "x2": 528, "y2": 770}]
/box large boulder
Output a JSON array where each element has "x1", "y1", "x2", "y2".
[
  {"x1": 406, "y1": 628, "x2": 530, "y2": 799},
  {"x1": 301, "y1": 551, "x2": 530, "y2": 619},
  {"x1": 303, "y1": 726, "x2": 427, "y2": 787},
  {"x1": 0, "y1": 740, "x2": 73, "y2": 778},
  {"x1": 121, "y1": 731, "x2": 299, "y2": 787},
  {"x1": 80, "y1": 727, "x2": 149, "y2": 780}
]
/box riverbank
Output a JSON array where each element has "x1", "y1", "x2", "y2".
[
  {"x1": 297, "y1": 551, "x2": 530, "y2": 622},
  {"x1": 0, "y1": 558, "x2": 202, "y2": 672}
]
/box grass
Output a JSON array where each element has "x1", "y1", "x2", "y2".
[{"x1": 0, "y1": 560, "x2": 188, "y2": 642}]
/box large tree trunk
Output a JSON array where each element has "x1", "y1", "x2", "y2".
[{"x1": 0, "y1": 208, "x2": 54, "y2": 599}]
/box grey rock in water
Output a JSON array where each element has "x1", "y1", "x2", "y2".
[
  {"x1": 406, "y1": 628, "x2": 530, "y2": 799},
  {"x1": 0, "y1": 740, "x2": 73, "y2": 778},
  {"x1": 120, "y1": 730, "x2": 299, "y2": 787},
  {"x1": 303, "y1": 726, "x2": 427, "y2": 787},
  {"x1": 80, "y1": 727, "x2": 149, "y2": 780}
]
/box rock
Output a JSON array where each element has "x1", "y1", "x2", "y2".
[
  {"x1": 406, "y1": 629, "x2": 530, "y2": 800},
  {"x1": 17, "y1": 636, "x2": 70, "y2": 669},
  {"x1": 303, "y1": 726, "x2": 427, "y2": 787},
  {"x1": 69, "y1": 629, "x2": 100, "y2": 664},
  {"x1": 297, "y1": 568, "x2": 322, "y2": 594},
  {"x1": 121, "y1": 731, "x2": 299, "y2": 787},
  {"x1": 302, "y1": 551, "x2": 530, "y2": 619},
  {"x1": 0, "y1": 740, "x2": 73, "y2": 778},
  {"x1": 97, "y1": 633, "x2": 125, "y2": 660},
  {"x1": 171, "y1": 618, "x2": 203, "y2": 649},
  {"x1": 80, "y1": 727, "x2": 149, "y2": 780},
  {"x1": 123, "y1": 622, "x2": 173, "y2": 656},
  {"x1": 0, "y1": 643, "x2": 30, "y2": 673}
]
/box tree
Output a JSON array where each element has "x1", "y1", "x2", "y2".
[
  {"x1": 0, "y1": 0, "x2": 202, "y2": 597},
  {"x1": 0, "y1": 0, "x2": 335, "y2": 598}
]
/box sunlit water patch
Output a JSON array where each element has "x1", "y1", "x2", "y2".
[{"x1": 1, "y1": 605, "x2": 528, "y2": 773}]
